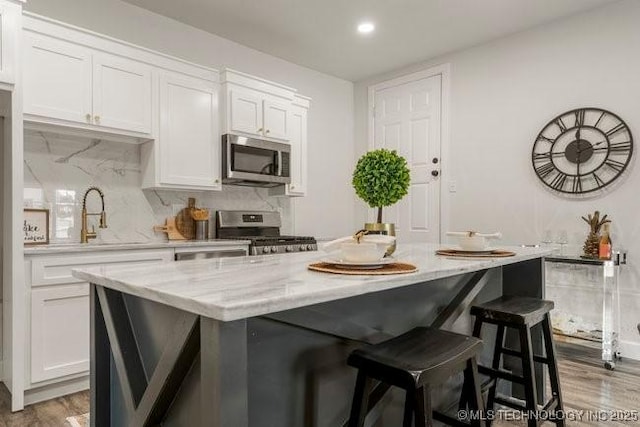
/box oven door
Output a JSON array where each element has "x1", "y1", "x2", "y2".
[{"x1": 222, "y1": 134, "x2": 291, "y2": 185}]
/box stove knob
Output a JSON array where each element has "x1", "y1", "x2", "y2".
[
  {"x1": 271, "y1": 246, "x2": 278, "y2": 253},
  {"x1": 286, "y1": 246, "x2": 294, "y2": 252},
  {"x1": 307, "y1": 244, "x2": 315, "y2": 251},
  {"x1": 299, "y1": 245, "x2": 306, "y2": 251},
  {"x1": 262, "y1": 247, "x2": 270, "y2": 254}
]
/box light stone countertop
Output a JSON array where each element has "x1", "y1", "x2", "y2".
[
  {"x1": 73, "y1": 244, "x2": 554, "y2": 322},
  {"x1": 24, "y1": 239, "x2": 251, "y2": 255}
]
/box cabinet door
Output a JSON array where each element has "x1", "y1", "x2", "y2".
[
  {"x1": 229, "y1": 89, "x2": 263, "y2": 137},
  {"x1": 0, "y1": 1, "x2": 20, "y2": 84},
  {"x1": 287, "y1": 105, "x2": 308, "y2": 195},
  {"x1": 263, "y1": 99, "x2": 290, "y2": 142},
  {"x1": 92, "y1": 53, "x2": 152, "y2": 134},
  {"x1": 23, "y1": 32, "x2": 93, "y2": 125},
  {"x1": 159, "y1": 73, "x2": 220, "y2": 189},
  {"x1": 30, "y1": 284, "x2": 90, "y2": 383}
]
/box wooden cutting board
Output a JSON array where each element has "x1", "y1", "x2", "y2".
[
  {"x1": 153, "y1": 217, "x2": 187, "y2": 240},
  {"x1": 175, "y1": 198, "x2": 196, "y2": 240}
]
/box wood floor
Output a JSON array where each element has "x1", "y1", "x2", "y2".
[
  {"x1": 0, "y1": 386, "x2": 88, "y2": 427},
  {"x1": 0, "y1": 341, "x2": 638, "y2": 426}
]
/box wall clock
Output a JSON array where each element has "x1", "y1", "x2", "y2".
[{"x1": 532, "y1": 107, "x2": 633, "y2": 194}]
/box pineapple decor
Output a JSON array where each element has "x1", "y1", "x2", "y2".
[{"x1": 581, "y1": 211, "x2": 610, "y2": 258}]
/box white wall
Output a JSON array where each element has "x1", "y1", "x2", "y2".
[
  {"x1": 24, "y1": 0, "x2": 355, "y2": 239},
  {"x1": 355, "y1": 0, "x2": 640, "y2": 357}
]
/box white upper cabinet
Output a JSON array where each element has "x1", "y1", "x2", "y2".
[
  {"x1": 229, "y1": 88, "x2": 263, "y2": 136},
  {"x1": 156, "y1": 73, "x2": 220, "y2": 190},
  {"x1": 222, "y1": 69, "x2": 295, "y2": 143},
  {"x1": 263, "y1": 99, "x2": 290, "y2": 141},
  {"x1": 270, "y1": 95, "x2": 310, "y2": 197},
  {"x1": 0, "y1": 0, "x2": 22, "y2": 85},
  {"x1": 24, "y1": 31, "x2": 153, "y2": 135},
  {"x1": 288, "y1": 96, "x2": 310, "y2": 196},
  {"x1": 92, "y1": 53, "x2": 152, "y2": 134},
  {"x1": 24, "y1": 33, "x2": 92, "y2": 125}
]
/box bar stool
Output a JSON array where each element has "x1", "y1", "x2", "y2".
[
  {"x1": 347, "y1": 327, "x2": 486, "y2": 427},
  {"x1": 464, "y1": 296, "x2": 565, "y2": 427}
]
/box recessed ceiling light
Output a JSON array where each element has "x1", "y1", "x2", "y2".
[{"x1": 357, "y1": 22, "x2": 375, "y2": 34}]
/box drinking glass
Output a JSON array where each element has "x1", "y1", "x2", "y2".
[
  {"x1": 541, "y1": 230, "x2": 553, "y2": 246},
  {"x1": 556, "y1": 230, "x2": 568, "y2": 256}
]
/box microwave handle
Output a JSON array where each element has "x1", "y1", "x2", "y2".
[{"x1": 275, "y1": 151, "x2": 282, "y2": 176}]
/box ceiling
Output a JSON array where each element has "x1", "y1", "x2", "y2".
[{"x1": 122, "y1": 0, "x2": 619, "y2": 81}]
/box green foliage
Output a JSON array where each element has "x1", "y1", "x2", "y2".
[{"x1": 352, "y1": 149, "x2": 410, "y2": 214}]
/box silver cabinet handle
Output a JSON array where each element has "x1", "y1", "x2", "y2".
[
  {"x1": 86, "y1": 114, "x2": 92, "y2": 123},
  {"x1": 257, "y1": 128, "x2": 263, "y2": 133},
  {"x1": 265, "y1": 129, "x2": 270, "y2": 134},
  {"x1": 94, "y1": 115, "x2": 101, "y2": 124}
]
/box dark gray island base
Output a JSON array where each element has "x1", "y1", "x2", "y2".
[{"x1": 78, "y1": 245, "x2": 550, "y2": 427}]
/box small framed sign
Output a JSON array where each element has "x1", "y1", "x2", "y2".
[{"x1": 24, "y1": 208, "x2": 50, "y2": 245}]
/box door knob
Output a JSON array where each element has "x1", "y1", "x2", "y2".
[
  {"x1": 431, "y1": 170, "x2": 439, "y2": 177},
  {"x1": 432, "y1": 157, "x2": 439, "y2": 164}
]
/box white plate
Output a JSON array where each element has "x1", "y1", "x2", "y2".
[{"x1": 324, "y1": 257, "x2": 396, "y2": 269}]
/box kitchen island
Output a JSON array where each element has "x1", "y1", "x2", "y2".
[{"x1": 73, "y1": 244, "x2": 553, "y2": 427}]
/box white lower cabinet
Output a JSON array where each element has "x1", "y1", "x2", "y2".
[
  {"x1": 26, "y1": 249, "x2": 174, "y2": 388},
  {"x1": 30, "y1": 284, "x2": 90, "y2": 383}
]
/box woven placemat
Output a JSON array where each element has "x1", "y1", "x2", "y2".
[
  {"x1": 436, "y1": 249, "x2": 516, "y2": 258},
  {"x1": 308, "y1": 262, "x2": 417, "y2": 275}
]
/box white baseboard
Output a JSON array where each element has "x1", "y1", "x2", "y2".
[
  {"x1": 24, "y1": 376, "x2": 89, "y2": 406},
  {"x1": 619, "y1": 340, "x2": 640, "y2": 361}
]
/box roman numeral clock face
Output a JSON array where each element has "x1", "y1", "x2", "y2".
[{"x1": 532, "y1": 108, "x2": 633, "y2": 194}]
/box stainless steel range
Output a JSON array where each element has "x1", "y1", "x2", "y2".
[{"x1": 215, "y1": 210, "x2": 317, "y2": 256}]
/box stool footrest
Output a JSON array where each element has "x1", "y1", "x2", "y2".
[
  {"x1": 500, "y1": 347, "x2": 549, "y2": 364},
  {"x1": 478, "y1": 366, "x2": 524, "y2": 384},
  {"x1": 499, "y1": 347, "x2": 522, "y2": 358},
  {"x1": 493, "y1": 395, "x2": 527, "y2": 412}
]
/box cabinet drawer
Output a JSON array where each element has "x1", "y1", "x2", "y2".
[{"x1": 29, "y1": 249, "x2": 173, "y2": 287}]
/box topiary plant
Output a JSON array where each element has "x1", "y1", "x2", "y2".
[{"x1": 352, "y1": 149, "x2": 411, "y2": 223}]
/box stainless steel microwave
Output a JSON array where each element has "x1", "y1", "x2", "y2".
[{"x1": 222, "y1": 134, "x2": 291, "y2": 187}]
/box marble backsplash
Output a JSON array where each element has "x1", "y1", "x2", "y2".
[{"x1": 24, "y1": 130, "x2": 292, "y2": 244}]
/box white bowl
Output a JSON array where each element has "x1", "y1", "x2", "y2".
[
  {"x1": 340, "y1": 242, "x2": 387, "y2": 262},
  {"x1": 457, "y1": 235, "x2": 489, "y2": 251}
]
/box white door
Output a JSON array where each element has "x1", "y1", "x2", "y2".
[
  {"x1": 372, "y1": 75, "x2": 442, "y2": 243},
  {"x1": 263, "y1": 99, "x2": 290, "y2": 141},
  {"x1": 92, "y1": 53, "x2": 152, "y2": 134},
  {"x1": 229, "y1": 88, "x2": 263, "y2": 137},
  {"x1": 159, "y1": 73, "x2": 220, "y2": 189},
  {"x1": 23, "y1": 32, "x2": 93, "y2": 125}
]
